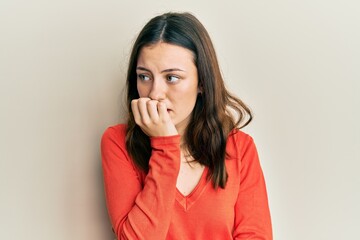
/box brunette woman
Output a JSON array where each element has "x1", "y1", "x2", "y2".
[{"x1": 101, "y1": 12, "x2": 272, "y2": 240}]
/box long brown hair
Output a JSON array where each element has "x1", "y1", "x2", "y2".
[{"x1": 125, "y1": 12, "x2": 252, "y2": 188}]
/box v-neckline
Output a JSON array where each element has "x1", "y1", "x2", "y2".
[{"x1": 175, "y1": 167, "x2": 209, "y2": 211}]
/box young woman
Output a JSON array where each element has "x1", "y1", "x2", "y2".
[{"x1": 101, "y1": 12, "x2": 272, "y2": 240}]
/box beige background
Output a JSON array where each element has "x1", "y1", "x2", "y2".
[{"x1": 1, "y1": 0, "x2": 359, "y2": 239}]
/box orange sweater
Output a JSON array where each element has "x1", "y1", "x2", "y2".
[{"x1": 101, "y1": 124, "x2": 272, "y2": 240}]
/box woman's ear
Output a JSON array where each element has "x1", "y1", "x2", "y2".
[{"x1": 197, "y1": 84, "x2": 203, "y2": 94}]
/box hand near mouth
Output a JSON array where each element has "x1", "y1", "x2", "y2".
[{"x1": 131, "y1": 97, "x2": 178, "y2": 137}]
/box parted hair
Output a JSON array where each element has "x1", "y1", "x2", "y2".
[{"x1": 125, "y1": 12, "x2": 252, "y2": 188}]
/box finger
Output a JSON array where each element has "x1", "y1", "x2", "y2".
[
  {"x1": 131, "y1": 99, "x2": 141, "y2": 124},
  {"x1": 157, "y1": 102, "x2": 170, "y2": 121},
  {"x1": 147, "y1": 100, "x2": 159, "y2": 122},
  {"x1": 137, "y1": 98, "x2": 151, "y2": 124}
]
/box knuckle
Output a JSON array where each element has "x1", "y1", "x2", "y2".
[
  {"x1": 148, "y1": 100, "x2": 157, "y2": 106},
  {"x1": 142, "y1": 119, "x2": 151, "y2": 126},
  {"x1": 131, "y1": 99, "x2": 138, "y2": 106},
  {"x1": 133, "y1": 117, "x2": 141, "y2": 125},
  {"x1": 160, "y1": 118, "x2": 168, "y2": 124}
]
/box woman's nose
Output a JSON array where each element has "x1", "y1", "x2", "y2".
[{"x1": 148, "y1": 80, "x2": 166, "y2": 100}]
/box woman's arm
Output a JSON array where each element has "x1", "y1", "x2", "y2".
[
  {"x1": 233, "y1": 135, "x2": 273, "y2": 240},
  {"x1": 101, "y1": 126, "x2": 180, "y2": 240}
]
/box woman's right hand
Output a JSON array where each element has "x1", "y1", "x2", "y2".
[{"x1": 131, "y1": 97, "x2": 178, "y2": 137}]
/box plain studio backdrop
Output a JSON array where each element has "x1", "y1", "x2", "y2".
[{"x1": 1, "y1": 0, "x2": 359, "y2": 239}]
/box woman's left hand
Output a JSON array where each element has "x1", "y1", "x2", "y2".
[{"x1": 131, "y1": 97, "x2": 178, "y2": 137}]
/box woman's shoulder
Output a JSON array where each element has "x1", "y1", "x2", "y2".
[
  {"x1": 101, "y1": 123, "x2": 127, "y2": 145},
  {"x1": 227, "y1": 128, "x2": 256, "y2": 158},
  {"x1": 100, "y1": 124, "x2": 143, "y2": 175},
  {"x1": 103, "y1": 123, "x2": 127, "y2": 133},
  {"x1": 228, "y1": 128, "x2": 254, "y2": 144}
]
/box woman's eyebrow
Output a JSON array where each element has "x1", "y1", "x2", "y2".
[
  {"x1": 136, "y1": 66, "x2": 185, "y2": 73},
  {"x1": 161, "y1": 68, "x2": 185, "y2": 73},
  {"x1": 136, "y1": 66, "x2": 151, "y2": 72}
]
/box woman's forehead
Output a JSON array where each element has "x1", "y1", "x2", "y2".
[{"x1": 137, "y1": 43, "x2": 196, "y2": 70}]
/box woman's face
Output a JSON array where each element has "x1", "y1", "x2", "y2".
[{"x1": 136, "y1": 42, "x2": 199, "y2": 135}]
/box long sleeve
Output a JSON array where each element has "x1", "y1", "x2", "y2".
[
  {"x1": 233, "y1": 135, "x2": 273, "y2": 240},
  {"x1": 101, "y1": 125, "x2": 181, "y2": 240}
]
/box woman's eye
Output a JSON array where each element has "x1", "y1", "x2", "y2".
[
  {"x1": 138, "y1": 74, "x2": 150, "y2": 81},
  {"x1": 167, "y1": 75, "x2": 180, "y2": 83}
]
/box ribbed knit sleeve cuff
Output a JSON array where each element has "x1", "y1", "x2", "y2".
[{"x1": 150, "y1": 135, "x2": 181, "y2": 148}]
